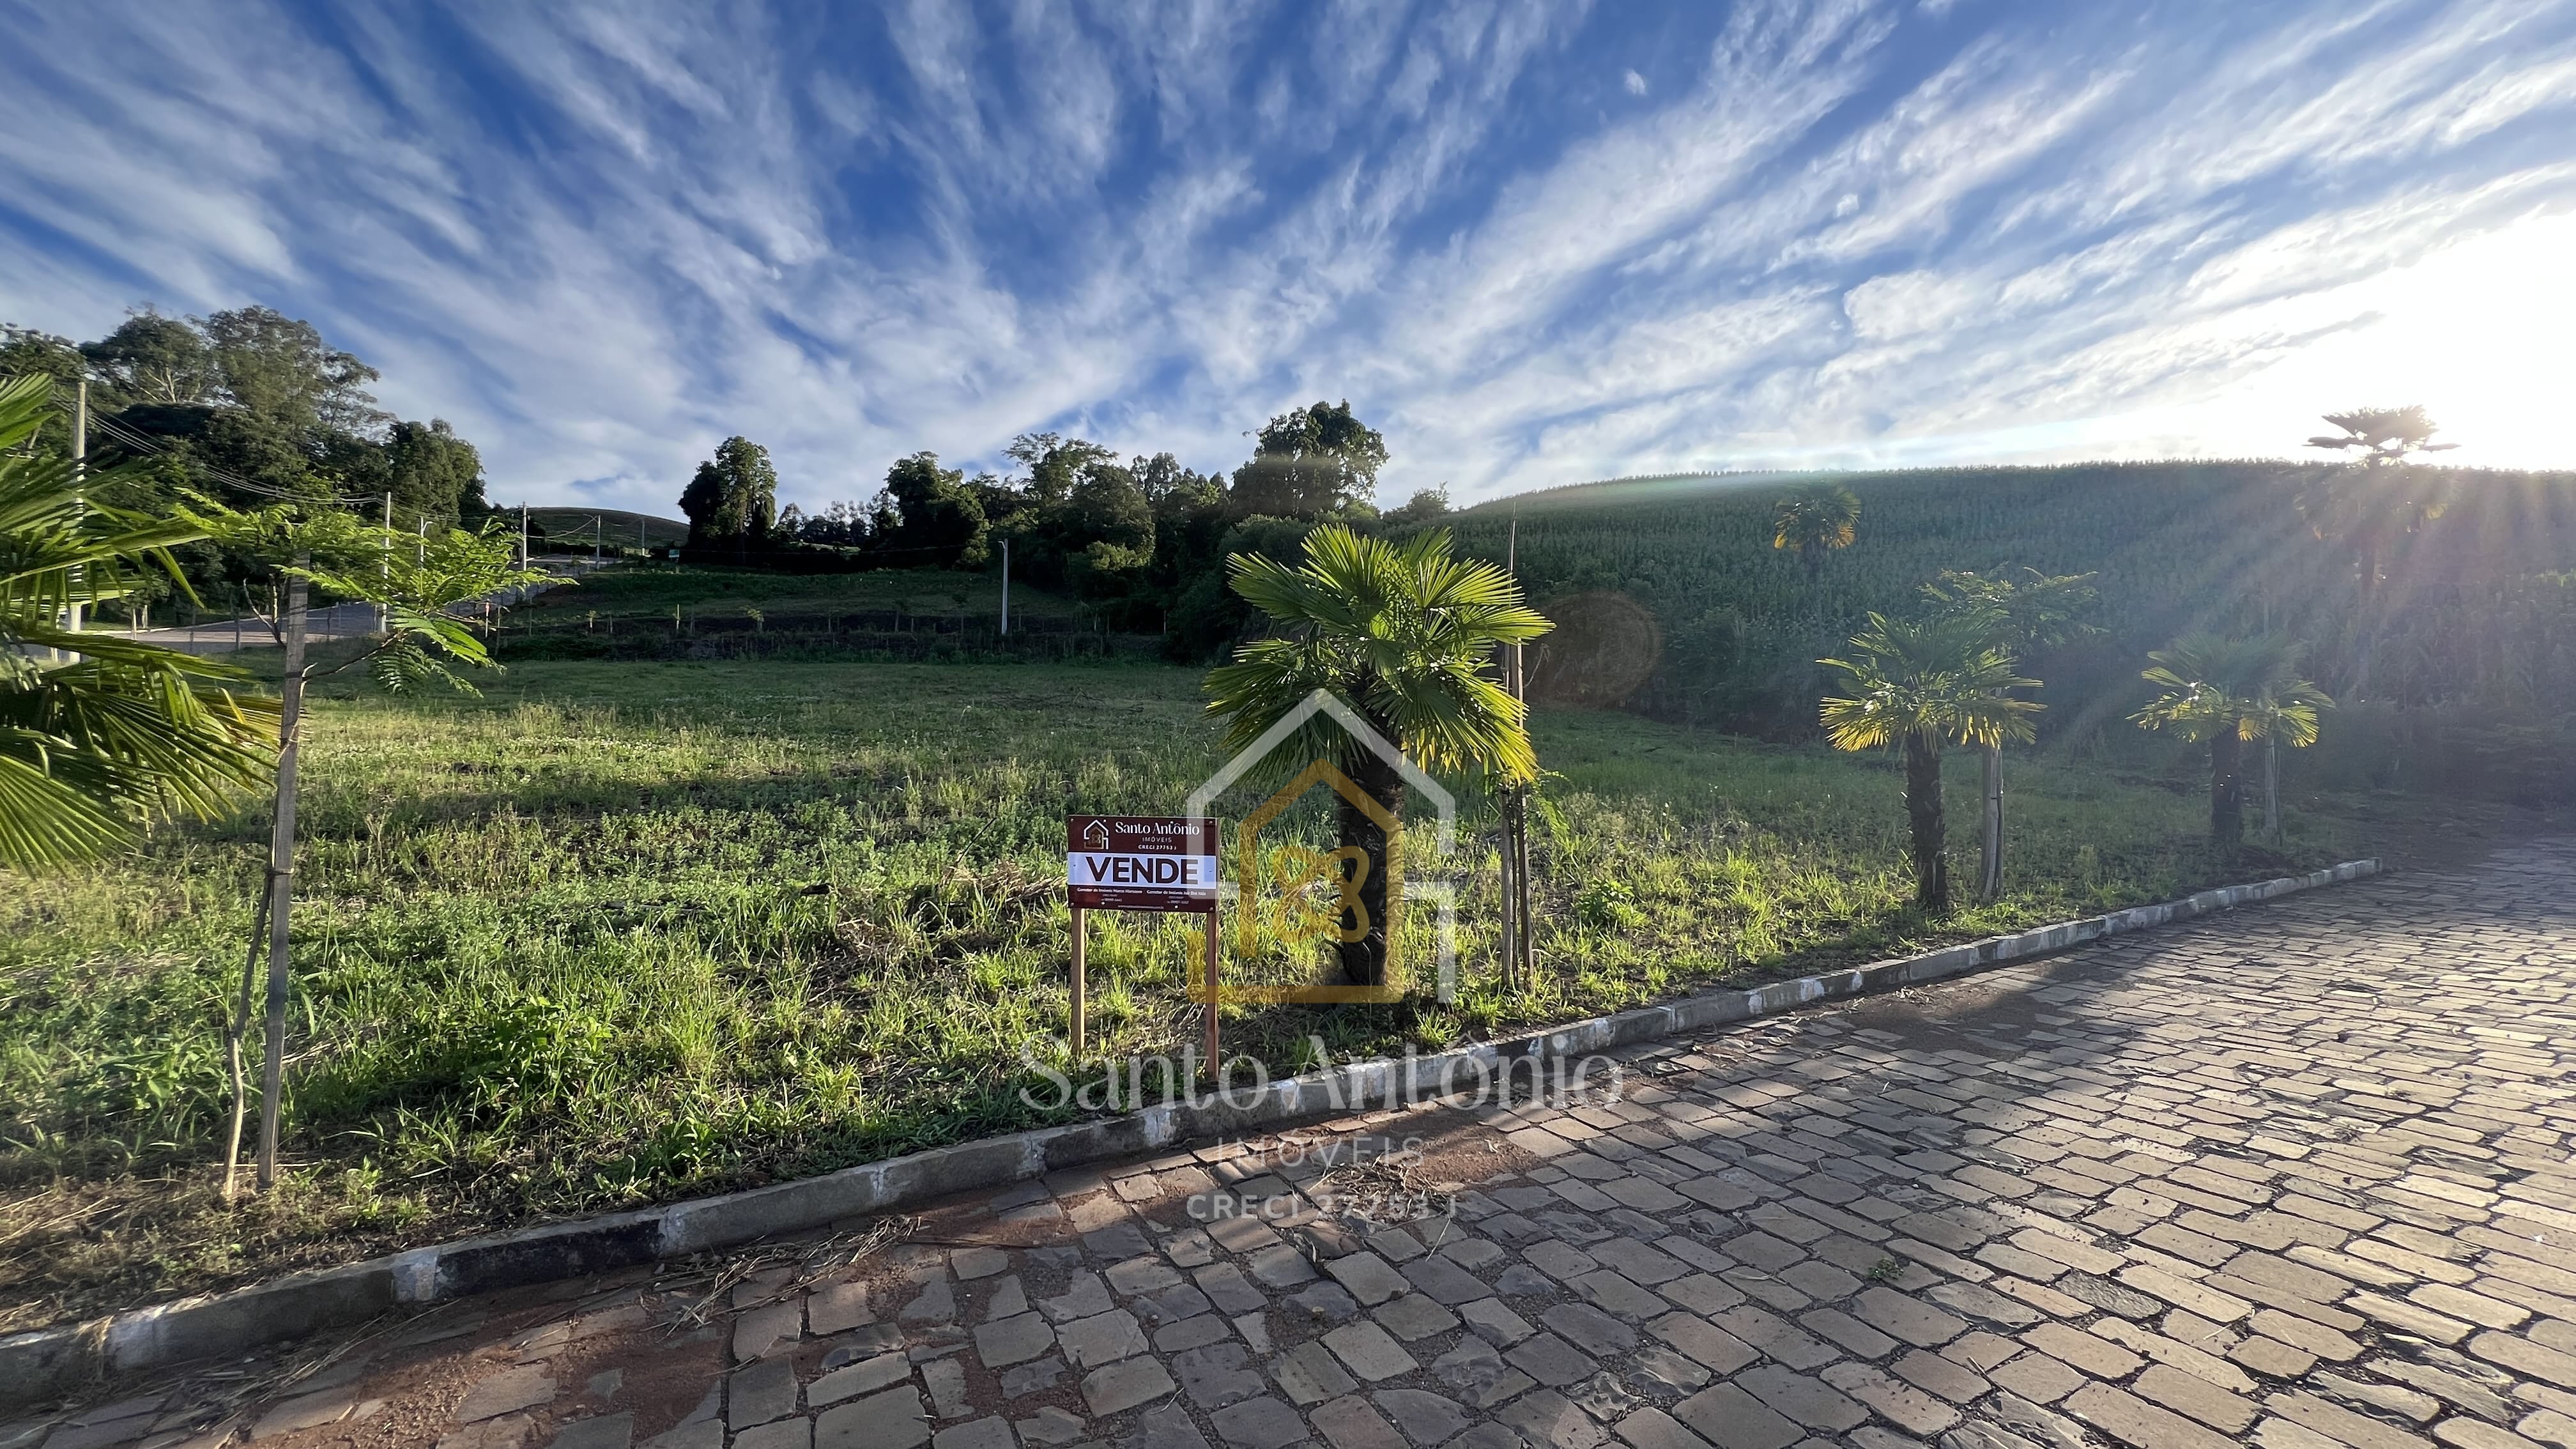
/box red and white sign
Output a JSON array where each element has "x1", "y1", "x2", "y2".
[{"x1": 1068, "y1": 816, "x2": 1219, "y2": 911}]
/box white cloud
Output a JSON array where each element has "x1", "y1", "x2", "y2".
[{"x1": 0, "y1": 0, "x2": 2570, "y2": 521}]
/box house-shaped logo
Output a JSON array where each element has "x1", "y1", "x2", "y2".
[{"x1": 1187, "y1": 689, "x2": 1458, "y2": 1005}]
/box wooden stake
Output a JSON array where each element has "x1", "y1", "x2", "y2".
[
  {"x1": 1202, "y1": 906, "x2": 1221, "y2": 1082},
  {"x1": 1069, "y1": 905, "x2": 1087, "y2": 1057}
]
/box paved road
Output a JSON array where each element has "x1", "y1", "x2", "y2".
[
  {"x1": 14, "y1": 841, "x2": 2574, "y2": 1449},
  {"x1": 103, "y1": 604, "x2": 388, "y2": 656}
]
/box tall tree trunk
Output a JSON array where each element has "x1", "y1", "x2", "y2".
[
  {"x1": 256, "y1": 565, "x2": 309, "y2": 1192},
  {"x1": 1976, "y1": 743, "x2": 2003, "y2": 902},
  {"x1": 2349, "y1": 547, "x2": 2380, "y2": 700},
  {"x1": 1333, "y1": 748, "x2": 1405, "y2": 987},
  {"x1": 2209, "y1": 728, "x2": 2244, "y2": 847},
  {"x1": 1903, "y1": 732, "x2": 1949, "y2": 913},
  {"x1": 2265, "y1": 733, "x2": 2280, "y2": 842}
]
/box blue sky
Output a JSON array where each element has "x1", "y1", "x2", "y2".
[{"x1": 4, "y1": 1, "x2": 2572, "y2": 516}]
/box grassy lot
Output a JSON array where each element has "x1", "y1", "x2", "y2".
[
  {"x1": 0, "y1": 650, "x2": 2506, "y2": 1329},
  {"x1": 517, "y1": 563, "x2": 1077, "y2": 624}
]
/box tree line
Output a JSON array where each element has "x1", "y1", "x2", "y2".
[
  {"x1": 673, "y1": 401, "x2": 1451, "y2": 656},
  {"x1": 1, "y1": 308, "x2": 493, "y2": 619}
]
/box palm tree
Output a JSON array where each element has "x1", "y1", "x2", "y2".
[
  {"x1": 1920, "y1": 569, "x2": 2099, "y2": 900},
  {"x1": 1772, "y1": 482, "x2": 1861, "y2": 582},
  {"x1": 0, "y1": 372, "x2": 275, "y2": 870},
  {"x1": 2298, "y1": 406, "x2": 2455, "y2": 698},
  {"x1": 1820, "y1": 613, "x2": 2039, "y2": 914},
  {"x1": 1206, "y1": 525, "x2": 1551, "y2": 987},
  {"x1": 2131, "y1": 634, "x2": 2329, "y2": 847}
]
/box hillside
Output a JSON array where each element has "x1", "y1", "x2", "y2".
[{"x1": 1446, "y1": 461, "x2": 2576, "y2": 791}]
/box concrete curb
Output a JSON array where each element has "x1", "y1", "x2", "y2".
[{"x1": 0, "y1": 857, "x2": 2379, "y2": 1407}]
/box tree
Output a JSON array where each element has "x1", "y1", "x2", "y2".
[
  {"x1": 1006, "y1": 433, "x2": 1116, "y2": 505},
  {"x1": 386, "y1": 419, "x2": 489, "y2": 528},
  {"x1": 1232, "y1": 401, "x2": 1387, "y2": 519},
  {"x1": 876, "y1": 452, "x2": 988, "y2": 567},
  {"x1": 1205, "y1": 526, "x2": 1551, "y2": 987},
  {"x1": 2131, "y1": 634, "x2": 2329, "y2": 848},
  {"x1": 1381, "y1": 487, "x2": 1452, "y2": 528},
  {"x1": 678, "y1": 436, "x2": 779, "y2": 552},
  {"x1": 2298, "y1": 406, "x2": 2455, "y2": 698},
  {"x1": 1772, "y1": 482, "x2": 1861, "y2": 581},
  {"x1": 199, "y1": 306, "x2": 387, "y2": 436},
  {"x1": 0, "y1": 374, "x2": 276, "y2": 870},
  {"x1": 1920, "y1": 568, "x2": 2100, "y2": 900},
  {"x1": 1819, "y1": 613, "x2": 2039, "y2": 913},
  {"x1": 82, "y1": 308, "x2": 214, "y2": 406},
  {"x1": 183, "y1": 499, "x2": 547, "y2": 1198}
]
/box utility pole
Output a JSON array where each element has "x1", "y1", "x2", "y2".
[
  {"x1": 380, "y1": 493, "x2": 394, "y2": 632},
  {"x1": 593, "y1": 514, "x2": 602, "y2": 565},
  {"x1": 519, "y1": 503, "x2": 529, "y2": 569},
  {"x1": 1000, "y1": 537, "x2": 1011, "y2": 636},
  {"x1": 66, "y1": 377, "x2": 87, "y2": 633}
]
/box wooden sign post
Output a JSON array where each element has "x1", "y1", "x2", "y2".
[{"x1": 1067, "y1": 816, "x2": 1222, "y2": 1071}]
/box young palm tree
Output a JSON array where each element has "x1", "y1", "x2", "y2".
[
  {"x1": 1206, "y1": 525, "x2": 1551, "y2": 987},
  {"x1": 0, "y1": 372, "x2": 275, "y2": 870},
  {"x1": 2131, "y1": 634, "x2": 2330, "y2": 846},
  {"x1": 1771, "y1": 482, "x2": 1862, "y2": 583},
  {"x1": 1919, "y1": 569, "x2": 2099, "y2": 900},
  {"x1": 1819, "y1": 613, "x2": 2039, "y2": 913},
  {"x1": 2298, "y1": 406, "x2": 2455, "y2": 698}
]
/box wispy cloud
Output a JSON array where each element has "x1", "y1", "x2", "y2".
[{"x1": 2, "y1": 0, "x2": 2570, "y2": 515}]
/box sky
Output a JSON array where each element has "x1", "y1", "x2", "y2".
[{"x1": 4, "y1": 1, "x2": 2573, "y2": 518}]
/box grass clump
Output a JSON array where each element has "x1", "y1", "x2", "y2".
[{"x1": 0, "y1": 651, "x2": 2488, "y2": 1329}]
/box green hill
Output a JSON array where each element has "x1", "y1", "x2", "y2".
[{"x1": 1448, "y1": 461, "x2": 2576, "y2": 794}]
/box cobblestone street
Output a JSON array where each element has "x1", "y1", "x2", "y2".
[{"x1": 17, "y1": 841, "x2": 2575, "y2": 1449}]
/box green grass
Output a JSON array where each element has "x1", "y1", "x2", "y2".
[
  {"x1": 523, "y1": 563, "x2": 1080, "y2": 624},
  {"x1": 0, "y1": 650, "x2": 2472, "y2": 1330}
]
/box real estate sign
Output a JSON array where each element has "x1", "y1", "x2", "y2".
[{"x1": 1066, "y1": 816, "x2": 1220, "y2": 912}]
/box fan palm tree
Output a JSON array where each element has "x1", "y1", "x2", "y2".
[
  {"x1": 1206, "y1": 525, "x2": 1551, "y2": 987},
  {"x1": 2131, "y1": 634, "x2": 2329, "y2": 847},
  {"x1": 2298, "y1": 406, "x2": 2455, "y2": 698},
  {"x1": 1772, "y1": 482, "x2": 1861, "y2": 583},
  {"x1": 1, "y1": 372, "x2": 275, "y2": 870},
  {"x1": 1920, "y1": 569, "x2": 2099, "y2": 900},
  {"x1": 1820, "y1": 613, "x2": 2039, "y2": 914}
]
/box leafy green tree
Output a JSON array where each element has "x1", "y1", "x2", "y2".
[
  {"x1": 1381, "y1": 487, "x2": 1453, "y2": 528},
  {"x1": 1232, "y1": 401, "x2": 1387, "y2": 518},
  {"x1": 678, "y1": 436, "x2": 779, "y2": 551},
  {"x1": 0, "y1": 374, "x2": 276, "y2": 870},
  {"x1": 1920, "y1": 568, "x2": 2100, "y2": 900},
  {"x1": 1819, "y1": 613, "x2": 2039, "y2": 912},
  {"x1": 2298, "y1": 406, "x2": 2455, "y2": 699},
  {"x1": 2131, "y1": 634, "x2": 2329, "y2": 847},
  {"x1": 81, "y1": 308, "x2": 214, "y2": 406},
  {"x1": 1006, "y1": 433, "x2": 1116, "y2": 505},
  {"x1": 199, "y1": 306, "x2": 386, "y2": 436},
  {"x1": 1060, "y1": 461, "x2": 1155, "y2": 588},
  {"x1": 386, "y1": 418, "x2": 489, "y2": 528},
  {"x1": 875, "y1": 452, "x2": 988, "y2": 567},
  {"x1": 1205, "y1": 525, "x2": 1551, "y2": 986},
  {"x1": 1772, "y1": 482, "x2": 1861, "y2": 581}
]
